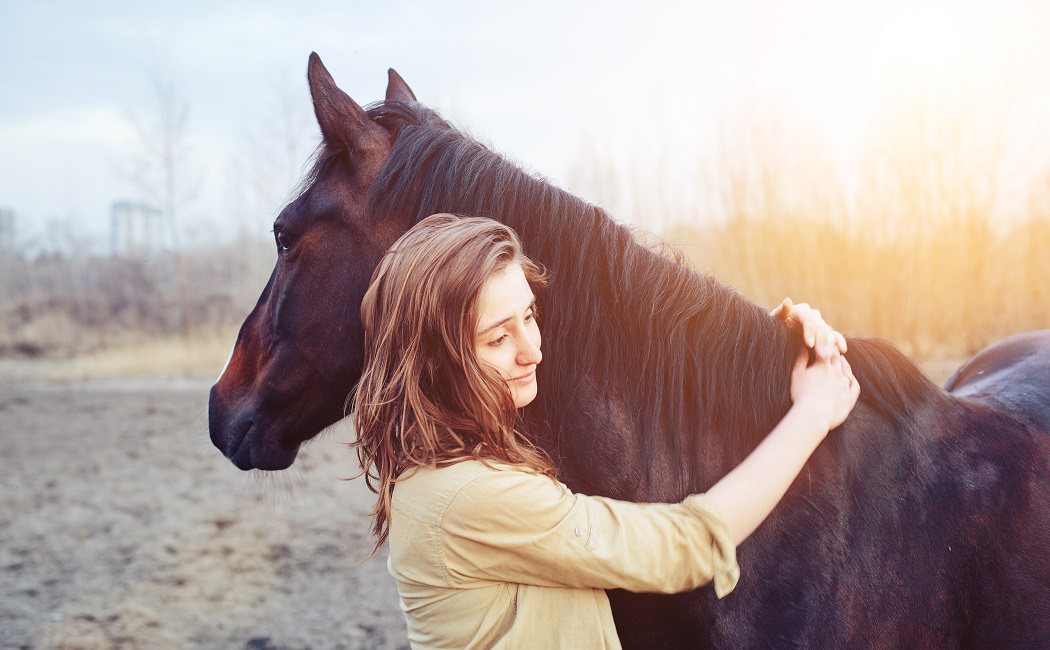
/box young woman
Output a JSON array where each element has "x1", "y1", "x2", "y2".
[{"x1": 353, "y1": 213, "x2": 859, "y2": 649}]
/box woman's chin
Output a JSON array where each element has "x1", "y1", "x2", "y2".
[{"x1": 513, "y1": 380, "x2": 538, "y2": 409}]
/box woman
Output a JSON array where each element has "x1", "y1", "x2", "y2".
[{"x1": 353, "y1": 213, "x2": 859, "y2": 649}]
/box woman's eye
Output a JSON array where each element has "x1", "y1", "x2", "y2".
[
  {"x1": 274, "y1": 227, "x2": 292, "y2": 253},
  {"x1": 489, "y1": 334, "x2": 507, "y2": 347},
  {"x1": 524, "y1": 311, "x2": 534, "y2": 323}
]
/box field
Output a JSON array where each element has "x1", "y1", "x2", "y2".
[
  {"x1": 0, "y1": 365, "x2": 408, "y2": 650},
  {"x1": 0, "y1": 353, "x2": 966, "y2": 650}
]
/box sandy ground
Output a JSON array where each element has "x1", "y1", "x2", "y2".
[
  {"x1": 0, "y1": 365, "x2": 408, "y2": 650},
  {"x1": 0, "y1": 357, "x2": 965, "y2": 650}
]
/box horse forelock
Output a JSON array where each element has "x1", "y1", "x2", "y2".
[{"x1": 361, "y1": 97, "x2": 948, "y2": 493}]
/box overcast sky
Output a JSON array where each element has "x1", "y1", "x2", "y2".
[{"x1": 2, "y1": 0, "x2": 1049, "y2": 251}]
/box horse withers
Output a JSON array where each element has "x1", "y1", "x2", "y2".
[{"x1": 209, "y1": 54, "x2": 1050, "y2": 647}]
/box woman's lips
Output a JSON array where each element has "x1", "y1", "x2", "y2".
[{"x1": 510, "y1": 370, "x2": 536, "y2": 383}]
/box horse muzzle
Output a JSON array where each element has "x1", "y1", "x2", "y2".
[{"x1": 208, "y1": 385, "x2": 301, "y2": 471}]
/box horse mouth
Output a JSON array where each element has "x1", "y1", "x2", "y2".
[
  {"x1": 225, "y1": 421, "x2": 300, "y2": 471},
  {"x1": 229, "y1": 421, "x2": 257, "y2": 470}
]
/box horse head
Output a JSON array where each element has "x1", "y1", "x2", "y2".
[{"x1": 209, "y1": 53, "x2": 421, "y2": 470}]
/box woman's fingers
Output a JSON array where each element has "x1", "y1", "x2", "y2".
[
  {"x1": 837, "y1": 357, "x2": 860, "y2": 411},
  {"x1": 800, "y1": 305, "x2": 847, "y2": 360},
  {"x1": 818, "y1": 327, "x2": 836, "y2": 359},
  {"x1": 846, "y1": 359, "x2": 861, "y2": 407},
  {"x1": 799, "y1": 305, "x2": 827, "y2": 352},
  {"x1": 774, "y1": 298, "x2": 849, "y2": 359},
  {"x1": 825, "y1": 356, "x2": 860, "y2": 428},
  {"x1": 770, "y1": 297, "x2": 793, "y2": 321}
]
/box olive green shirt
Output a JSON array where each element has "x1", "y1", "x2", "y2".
[{"x1": 387, "y1": 460, "x2": 740, "y2": 649}]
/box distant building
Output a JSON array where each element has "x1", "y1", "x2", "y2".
[
  {"x1": 110, "y1": 200, "x2": 166, "y2": 254},
  {"x1": 0, "y1": 207, "x2": 14, "y2": 250}
]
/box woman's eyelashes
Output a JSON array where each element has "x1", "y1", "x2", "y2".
[{"x1": 487, "y1": 309, "x2": 536, "y2": 347}]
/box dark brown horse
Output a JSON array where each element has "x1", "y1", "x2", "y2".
[{"x1": 209, "y1": 54, "x2": 1050, "y2": 647}]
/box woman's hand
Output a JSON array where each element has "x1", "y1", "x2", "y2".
[
  {"x1": 789, "y1": 348, "x2": 860, "y2": 433},
  {"x1": 771, "y1": 297, "x2": 847, "y2": 361}
]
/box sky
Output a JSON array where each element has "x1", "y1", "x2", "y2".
[{"x1": 2, "y1": 0, "x2": 1050, "y2": 252}]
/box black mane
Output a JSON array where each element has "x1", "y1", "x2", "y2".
[{"x1": 361, "y1": 99, "x2": 949, "y2": 494}]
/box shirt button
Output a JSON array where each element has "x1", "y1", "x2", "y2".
[{"x1": 574, "y1": 526, "x2": 583, "y2": 537}]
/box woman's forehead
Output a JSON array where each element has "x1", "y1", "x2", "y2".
[{"x1": 477, "y1": 264, "x2": 534, "y2": 328}]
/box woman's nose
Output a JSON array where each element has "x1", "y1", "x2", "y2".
[{"x1": 517, "y1": 333, "x2": 542, "y2": 366}]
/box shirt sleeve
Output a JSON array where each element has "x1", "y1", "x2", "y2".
[{"x1": 438, "y1": 467, "x2": 740, "y2": 597}]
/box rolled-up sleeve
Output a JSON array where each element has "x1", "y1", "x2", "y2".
[{"x1": 439, "y1": 469, "x2": 740, "y2": 598}]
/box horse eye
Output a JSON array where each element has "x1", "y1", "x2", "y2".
[{"x1": 274, "y1": 228, "x2": 292, "y2": 253}]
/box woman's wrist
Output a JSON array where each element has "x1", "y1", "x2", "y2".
[{"x1": 786, "y1": 399, "x2": 833, "y2": 442}]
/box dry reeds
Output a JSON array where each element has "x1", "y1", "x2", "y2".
[{"x1": 571, "y1": 94, "x2": 1050, "y2": 359}]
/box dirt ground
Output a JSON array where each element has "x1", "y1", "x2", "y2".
[
  {"x1": 0, "y1": 357, "x2": 965, "y2": 650},
  {"x1": 0, "y1": 365, "x2": 408, "y2": 650}
]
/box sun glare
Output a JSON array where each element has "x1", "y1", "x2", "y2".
[{"x1": 873, "y1": 4, "x2": 967, "y2": 81}]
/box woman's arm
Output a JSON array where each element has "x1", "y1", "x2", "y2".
[
  {"x1": 706, "y1": 349, "x2": 859, "y2": 545},
  {"x1": 439, "y1": 466, "x2": 741, "y2": 595}
]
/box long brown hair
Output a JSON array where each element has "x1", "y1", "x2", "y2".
[{"x1": 352, "y1": 213, "x2": 554, "y2": 551}]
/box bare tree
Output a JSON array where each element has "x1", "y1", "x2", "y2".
[
  {"x1": 120, "y1": 57, "x2": 201, "y2": 333},
  {"x1": 236, "y1": 69, "x2": 317, "y2": 224},
  {"x1": 125, "y1": 67, "x2": 200, "y2": 249}
]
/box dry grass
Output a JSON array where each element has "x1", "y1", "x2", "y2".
[
  {"x1": 53, "y1": 328, "x2": 239, "y2": 380},
  {"x1": 571, "y1": 98, "x2": 1050, "y2": 359},
  {"x1": 661, "y1": 216, "x2": 1050, "y2": 360},
  {"x1": 918, "y1": 357, "x2": 968, "y2": 387}
]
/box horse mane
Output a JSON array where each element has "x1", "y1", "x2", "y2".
[
  {"x1": 356, "y1": 99, "x2": 949, "y2": 491},
  {"x1": 843, "y1": 337, "x2": 949, "y2": 426}
]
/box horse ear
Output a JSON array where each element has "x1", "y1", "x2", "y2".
[
  {"x1": 307, "y1": 52, "x2": 369, "y2": 149},
  {"x1": 385, "y1": 68, "x2": 417, "y2": 103}
]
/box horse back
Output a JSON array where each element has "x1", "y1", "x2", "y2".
[{"x1": 946, "y1": 330, "x2": 1050, "y2": 432}]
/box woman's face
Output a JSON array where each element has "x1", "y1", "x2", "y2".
[{"x1": 474, "y1": 262, "x2": 542, "y2": 408}]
